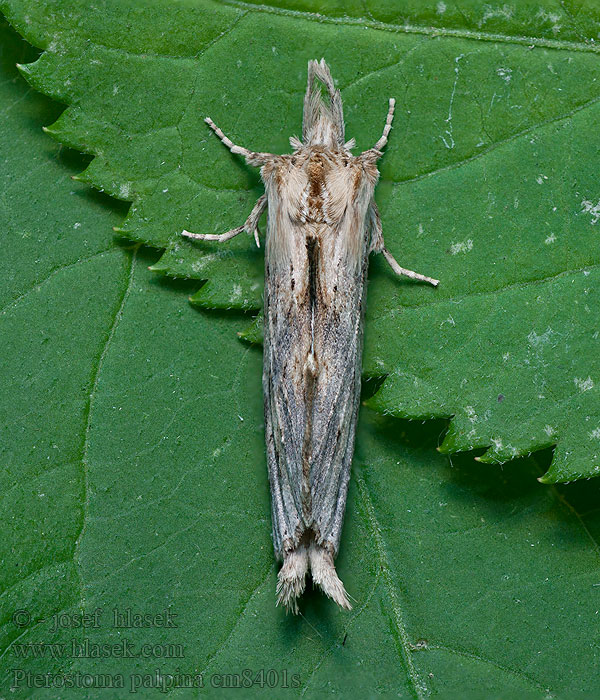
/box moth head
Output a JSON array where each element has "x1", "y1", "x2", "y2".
[{"x1": 302, "y1": 58, "x2": 345, "y2": 150}]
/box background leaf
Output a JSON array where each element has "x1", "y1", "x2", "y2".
[
  {"x1": 2, "y1": 2, "x2": 600, "y2": 697},
  {"x1": 2, "y1": 0, "x2": 599, "y2": 480}
]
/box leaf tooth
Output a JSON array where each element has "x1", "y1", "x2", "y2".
[
  {"x1": 538, "y1": 438, "x2": 599, "y2": 484},
  {"x1": 189, "y1": 279, "x2": 260, "y2": 312},
  {"x1": 238, "y1": 313, "x2": 264, "y2": 346},
  {"x1": 15, "y1": 61, "x2": 32, "y2": 76},
  {"x1": 474, "y1": 450, "x2": 505, "y2": 464},
  {"x1": 73, "y1": 159, "x2": 137, "y2": 203},
  {"x1": 366, "y1": 373, "x2": 446, "y2": 420},
  {"x1": 41, "y1": 109, "x2": 94, "y2": 153},
  {"x1": 16, "y1": 51, "x2": 73, "y2": 102},
  {"x1": 147, "y1": 262, "x2": 168, "y2": 274},
  {"x1": 475, "y1": 445, "x2": 517, "y2": 464},
  {"x1": 437, "y1": 423, "x2": 467, "y2": 453}
]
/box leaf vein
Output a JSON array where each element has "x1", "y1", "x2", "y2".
[
  {"x1": 72, "y1": 244, "x2": 139, "y2": 606},
  {"x1": 217, "y1": 0, "x2": 600, "y2": 54},
  {"x1": 387, "y1": 92, "x2": 600, "y2": 187},
  {"x1": 425, "y1": 643, "x2": 550, "y2": 692},
  {"x1": 356, "y1": 471, "x2": 426, "y2": 699}
]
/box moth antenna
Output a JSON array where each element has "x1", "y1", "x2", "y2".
[
  {"x1": 372, "y1": 98, "x2": 395, "y2": 152},
  {"x1": 308, "y1": 544, "x2": 352, "y2": 610},
  {"x1": 204, "y1": 116, "x2": 276, "y2": 166},
  {"x1": 276, "y1": 546, "x2": 309, "y2": 614},
  {"x1": 205, "y1": 116, "x2": 252, "y2": 158}
]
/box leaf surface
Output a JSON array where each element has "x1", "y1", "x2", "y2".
[
  {"x1": 4, "y1": 0, "x2": 599, "y2": 480},
  {"x1": 2, "y1": 2, "x2": 600, "y2": 697}
]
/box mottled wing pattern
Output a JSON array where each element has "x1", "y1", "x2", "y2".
[
  {"x1": 262, "y1": 157, "x2": 312, "y2": 559},
  {"x1": 262, "y1": 153, "x2": 377, "y2": 560},
  {"x1": 307, "y1": 167, "x2": 376, "y2": 552}
]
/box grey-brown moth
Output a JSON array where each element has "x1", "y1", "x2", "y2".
[{"x1": 183, "y1": 59, "x2": 438, "y2": 613}]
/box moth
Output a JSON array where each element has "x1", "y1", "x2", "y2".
[{"x1": 183, "y1": 59, "x2": 438, "y2": 613}]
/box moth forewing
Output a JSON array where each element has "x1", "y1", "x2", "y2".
[{"x1": 182, "y1": 58, "x2": 439, "y2": 614}]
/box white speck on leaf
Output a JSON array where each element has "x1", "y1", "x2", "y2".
[
  {"x1": 581, "y1": 199, "x2": 600, "y2": 224},
  {"x1": 536, "y1": 9, "x2": 562, "y2": 34},
  {"x1": 496, "y1": 67, "x2": 512, "y2": 83},
  {"x1": 527, "y1": 327, "x2": 554, "y2": 347},
  {"x1": 465, "y1": 406, "x2": 477, "y2": 423},
  {"x1": 442, "y1": 54, "x2": 465, "y2": 149},
  {"x1": 481, "y1": 4, "x2": 514, "y2": 24},
  {"x1": 450, "y1": 239, "x2": 473, "y2": 255},
  {"x1": 574, "y1": 376, "x2": 594, "y2": 392},
  {"x1": 119, "y1": 183, "x2": 132, "y2": 199},
  {"x1": 191, "y1": 253, "x2": 218, "y2": 273}
]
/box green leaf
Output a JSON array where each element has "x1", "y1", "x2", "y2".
[
  {"x1": 3, "y1": 0, "x2": 599, "y2": 481},
  {"x1": 3, "y1": 3, "x2": 600, "y2": 698}
]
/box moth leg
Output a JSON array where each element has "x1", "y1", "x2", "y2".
[
  {"x1": 381, "y1": 248, "x2": 440, "y2": 286},
  {"x1": 181, "y1": 225, "x2": 245, "y2": 243},
  {"x1": 244, "y1": 194, "x2": 267, "y2": 248},
  {"x1": 205, "y1": 117, "x2": 275, "y2": 166},
  {"x1": 182, "y1": 194, "x2": 267, "y2": 248},
  {"x1": 369, "y1": 201, "x2": 440, "y2": 287}
]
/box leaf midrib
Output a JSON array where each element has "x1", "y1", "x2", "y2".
[{"x1": 217, "y1": 0, "x2": 600, "y2": 54}]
